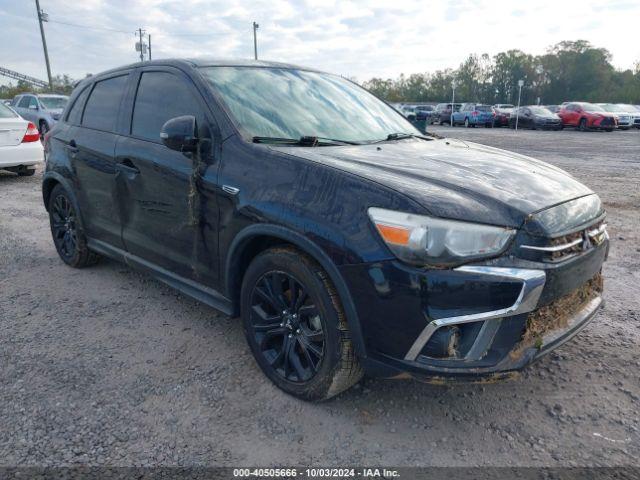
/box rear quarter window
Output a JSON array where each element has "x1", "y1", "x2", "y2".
[
  {"x1": 66, "y1": 87, "x2": 90, "y2": 125},
  {"x1": 82, "y1": 75, "x2": 128, "y2": 132}
]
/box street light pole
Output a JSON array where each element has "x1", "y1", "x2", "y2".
[
  {"x1": 450, "y1": 80, "x2": 456, "y2": 127},
  {"x1": 515, "y1": 79, "x2": 524, "y2": 132},
  {"x1": 252, "y1": 22, "x2": 259, "y2": 60},
  {"x1": 35, "y1": 0, "x2": 53, "y2": 90}
]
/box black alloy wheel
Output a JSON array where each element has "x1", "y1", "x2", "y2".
[
  {"x1": 248, "y1": 270, "x2": 325, "y2": 382},
  {"x1": 51, "y1": 193, "x2": 78, "y2": 261},
  {"x1": 241, "y1": 247, "x2": 363, "y2": 400},
  {"x1": 48, "y1": 184, "x2": 99, "y2": 268},
  {"x1": 578, "y1": 118, "x2": 588, "y2": 131}
]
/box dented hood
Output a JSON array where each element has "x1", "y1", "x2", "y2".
[{"x1": 273, "y1": 138, "x2": 594, "y2": 228}]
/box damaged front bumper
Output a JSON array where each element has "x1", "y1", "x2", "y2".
[{"x1": 340, "y1": 236, "x2": 608, "y2": 381}]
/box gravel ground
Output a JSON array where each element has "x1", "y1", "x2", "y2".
[{"x1": 0, "y1": 126, "x2": 638, "y2": 467}]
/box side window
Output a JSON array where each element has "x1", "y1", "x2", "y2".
[
  {"x1": 28, "y1": 97, "x2": 38, "y2": 109},
  {"x1": 66, "y1": 87, "x2": 90, "y2": 125},
  {"x1": 131, "y1": 71, "x2": 204, "y2": 143},
  {"x1": 18, "y1": 96, "x2": 31, "y2": 108},
  {"x1": 82, "y1": 75, "x2": 128, "y2": 132}
]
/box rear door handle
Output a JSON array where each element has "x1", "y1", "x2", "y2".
[
  {"x1": 116, "y1": 159, "x2": 140, "y2": 175},
  {"x1": 66, "y1": 139, "x2": 79, "y2": 155}
]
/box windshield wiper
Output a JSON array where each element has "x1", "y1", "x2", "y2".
[
  {"x1": 252, "y1": 136, "x2": 361, "y2": 146},
  {"x1": 375, "y1": 132, "x2": 435, "y2": 143}
]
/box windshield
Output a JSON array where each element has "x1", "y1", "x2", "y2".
[
  {"x1": 581, "y1": 103, "x2": 605, "y2": 113},
  {"x1": 0, "y1": 102, "x2": 17, "y2": 118},
  {"x1": 529, "y1": 107, "x2": 553, "y2": 115},
  {"x1": 39, "y1": 96, "x2": 68, "y2": 110},
  {"x1": 600, "y1": 104, "x2": 625, "y2": 113},
  {"x1": 476, "y1": 105, "x2": 492, "y2": 112},
  {"x1": 200, "y1": 67, "x2": 419, "y2": 143}
]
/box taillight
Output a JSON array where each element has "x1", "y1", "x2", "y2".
[{"x1": 22, "y1": 122, "x2": 40, "y2": 143}]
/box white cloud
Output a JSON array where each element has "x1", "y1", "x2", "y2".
[{"x1": 0, "y1": 0, "x2": 638, "y2": 84}]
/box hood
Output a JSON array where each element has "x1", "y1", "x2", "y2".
[{"x1": 272, "y1": 138, "x2": 594, "y2": 228}]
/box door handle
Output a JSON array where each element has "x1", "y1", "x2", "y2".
[
  {"x1": 66, "y1": 139, "x2": 79, "y2": 155},
  {"x1": 116, "y1": 159, "x2": 140, "y2": 175}
]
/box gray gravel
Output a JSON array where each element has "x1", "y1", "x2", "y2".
[{"x1": 0, "y1": 126, "x2": 639, "y2": 467}]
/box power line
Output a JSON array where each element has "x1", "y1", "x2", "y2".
[{"x1": 46, "y1": 19, "x2": 132, "y2": 34}]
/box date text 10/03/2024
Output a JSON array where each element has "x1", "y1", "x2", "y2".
[{"x1": 233, "y1": 468, "x2": 400, "y2": 478}]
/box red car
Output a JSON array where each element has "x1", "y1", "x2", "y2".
[{"x1": 557, "y1": 102, "x2": 617, "y2": 131}]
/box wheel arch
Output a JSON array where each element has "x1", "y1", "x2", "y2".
[
  {"x1": 225, "y1": 224, "x2": 367, "y2": 358},
  {"x1": 42, "y1": 172, "x2": 81, "y2": 223}
]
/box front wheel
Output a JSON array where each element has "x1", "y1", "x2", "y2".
[
  {"x1": 241, "y1": 247, "x2": 363, "y2": 401},
  {"x1": 578, "y1": 118, "x2": 588, "y2": 131}
]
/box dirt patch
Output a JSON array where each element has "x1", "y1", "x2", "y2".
[{"x1": 521, "y1": 271, "x2": 603, "y2": 349}]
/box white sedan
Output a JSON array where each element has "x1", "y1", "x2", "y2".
[{"x1": 0, "y1": 102, "x2": 43, "y2": 176}]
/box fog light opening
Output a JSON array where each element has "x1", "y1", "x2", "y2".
[{"x1": 422, "y1": 326, "x2": 461, "y2": 359}]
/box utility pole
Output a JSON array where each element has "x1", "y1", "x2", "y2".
[
  {"x1": 35, "y1": 0, "x2": 53, "y2": 90},
  {"x1": 137, "y1": 28, "x2": 145, "y2": 62},
  {"x1": 148, "y1": 34, "x2": 152, "y2": 60},
  {"x1": 252, "y1": 21, "x2": 259, "y2": 60}
]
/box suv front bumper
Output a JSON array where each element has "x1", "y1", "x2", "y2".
[{"x1": 339, "y1": 239, "x2": 607, "y2": 380}]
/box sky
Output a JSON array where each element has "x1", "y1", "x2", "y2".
[{"x1": 1, "y1": 0, "x2": 639, "y2": 84}]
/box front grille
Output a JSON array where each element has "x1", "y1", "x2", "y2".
[
  {"x1": 520, "y1": 271, "x2": 602, "y2": 347},
  {"x1": 521, "y1": 221, "x2": 607, "y2": 262}
]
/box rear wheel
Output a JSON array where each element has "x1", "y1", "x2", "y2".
[
  {"x1": 48, "y1": 184, "x2": 100, "y2": 268},
  {"x1": 241, "y1": 247, "x2": 363, "y2": 401}
]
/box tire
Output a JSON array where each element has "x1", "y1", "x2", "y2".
[
  {"x1": 48, "y1": 184, "x2": 100, "y2": 268},
  {"x1": 39, "y1": 120, "x2": 49, "y2": 140},
  {"x1": 604, "y1": 128, "x2": 613, "y2": 132},
  {"x1": 578, "y1": 118, "x2": 588, "y2": 131},
  {"x1": 241, "y1": 247, "x2": 363, "y2": 401}
]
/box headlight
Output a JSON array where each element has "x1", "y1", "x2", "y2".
[{"x1": 368, "y1": 207, "x2": 515, "y2": 267}]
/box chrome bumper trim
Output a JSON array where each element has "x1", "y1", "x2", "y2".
[{"x1": 404, "y1": 266, "x2": 546, "y2": 361}]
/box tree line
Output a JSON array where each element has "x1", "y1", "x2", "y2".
[
  {"x1": 0, "y1": 74, "x2": 76, "y2": 99},
  {"x1": 361, "y1": 40, "x2": 640, "y2": 105}
]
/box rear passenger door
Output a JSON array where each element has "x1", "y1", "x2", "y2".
[
  {"x1": 70, "y1": 73, "x2": 130, "y2": 248},
  {"x1": 114, "y1": 67, "x2": 219, "y2": 284}
]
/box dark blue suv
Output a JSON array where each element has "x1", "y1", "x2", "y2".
[{"x1": 43, "y1": 59, "x2": 608, "y2": 400}]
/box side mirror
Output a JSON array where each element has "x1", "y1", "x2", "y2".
[{"x1": 160, "y1": 115, "x2": 198, "y2": 152}]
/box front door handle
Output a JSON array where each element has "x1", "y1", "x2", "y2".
[{"x1": 116, "y1": 159, "x2": 140, "y2": 175}]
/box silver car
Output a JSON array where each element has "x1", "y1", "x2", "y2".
[
  {"x1": 11, "y1": 93, "x2": 69, "y2": 137},
  {"x1": 597, "y1": 103, "x2": 636, "y2": 130}
]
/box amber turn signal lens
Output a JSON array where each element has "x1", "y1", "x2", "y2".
[{"x1": 374, "y1": 223, "x2": 411, "y2": 246}]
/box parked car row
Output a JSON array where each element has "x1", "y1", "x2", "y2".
[{"x1": 442, "y1": 101, "x2": 639, "y2": 132}]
